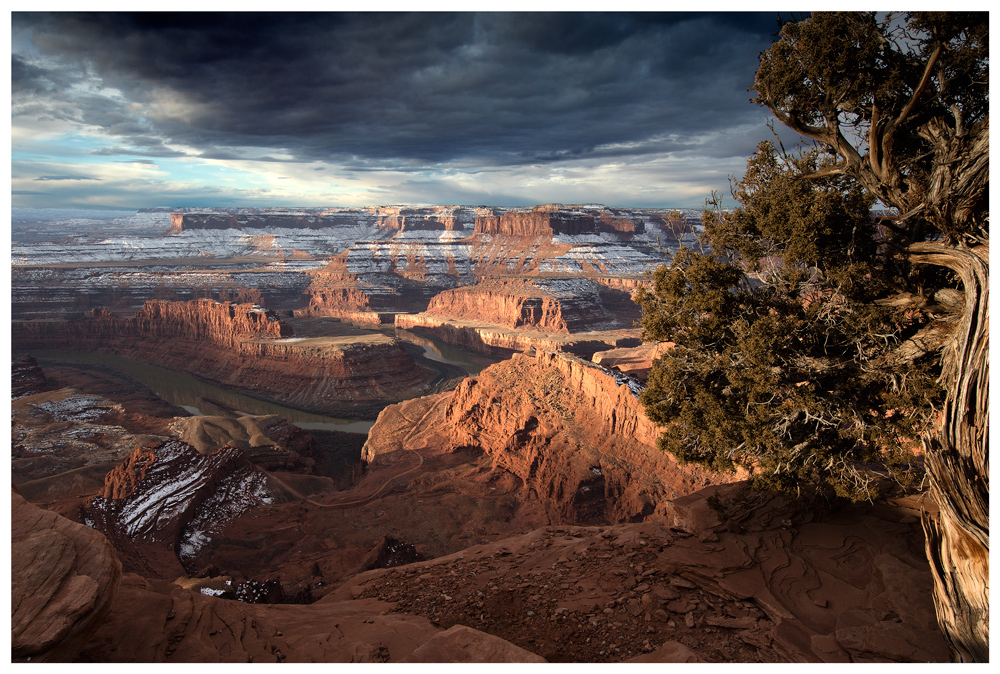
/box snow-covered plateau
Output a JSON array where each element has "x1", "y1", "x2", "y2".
[{"x1": 10, "y1": 205, "x2": 701, "y2": 319}]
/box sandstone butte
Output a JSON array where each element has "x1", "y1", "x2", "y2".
[
  {"x1": 294, "y1": 249, "x2": 642, "y2": 334},
  {"x1": 11, "y1": 347, "x2": 950, "y2": 662},
  {"x1": 473, "y1": 206, "x2": 644, "y2": 238},
  {"x1": 284, "y1": 205, "x2": 661, "y2": 332},
  {"x1": 10, "y1": 298, "x2": 436, "y2": 417},
  {"x1": 295, "y1": 249, "x2": 443, "y2": 322},
  {"x1": 422, "y1": 278, "x2": 626, "y2": 334}
]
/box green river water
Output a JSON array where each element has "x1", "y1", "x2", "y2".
[{"x1": 34, "y1": 330, "x2": 501, "y2": 436}]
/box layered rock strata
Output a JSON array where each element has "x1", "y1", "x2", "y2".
[
  {"x1": 424, "y1": 278, "x2": 623, "y2": 333},
  {"x1": 364, "y1": 350, "x2": 731, "y2": 524},
  {"x1": 12, "y1": 299, "x2": 435, "y2": 416},
  {"x1": 395, "y1": 313, "x2": 640, "y2": 358},
  {"x1": 12, "y1": 345, "x2": 949, "y2": 663},
  {"x1": 13, "y1": 204, "x2": 688, "y2": 325},
  {"x1": 10, "y1": 264, "x2": 311, "y2": 321},
  {"x1": 474, "y1": 205, "x2": 645, "y2": 239},
  {"x1": 168, "y1": 205, "x2": 490, "y2": 234}
]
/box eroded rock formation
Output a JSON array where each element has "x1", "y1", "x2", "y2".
[
  {"x1": 168, "y1": 205, "x2": 488, "y2": 234},
  {"x1": 424, "y1": 278, "x2": 623, "y2": 333},
  {"x1": 12, "y1": 299, "x2": 436, "y2": 416},
  {"x1": 85, "y1": 440, "x2": 275, "y2": 578},
  {"x1": 10, "y1": 343, "x2": 951, "y2": 663},
  {"x1": 12, "y1": 490, "x2": 122, "y2": 663},
  {"x1": 474, "y1": 205, "x2": 644, "y2": 239},
  {"x1": 364, "y1": 350, "x2": 732, "y2": 524},
  {"x1": 338, "y1": 488, "x2": 949, "y2": 663}
]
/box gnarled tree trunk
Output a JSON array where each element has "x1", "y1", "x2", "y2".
[{"x1": 911, "y1": 241, "x2": 989, "y2": 662}]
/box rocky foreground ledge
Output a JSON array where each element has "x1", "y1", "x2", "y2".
[
  {"x1": 11, "y1": 346, "x2": 950, "y2": 662},
  {"x1": 13, "y1": 480, "x2": 947, "y2": 662}
]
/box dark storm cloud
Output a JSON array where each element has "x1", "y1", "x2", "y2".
[
  {"x1": 11, "y1": 52, "x2": 85, "y2": 95},
  {"x1": 12, "y1": 11, "x2": 789, "y2": 169}
]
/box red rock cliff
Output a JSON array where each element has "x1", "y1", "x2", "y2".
[
  {"x1": 120, "y1": 298, "x2": 289, "y2": 346},
  {"x1": 474, "y1": 206, "x2": 643, "y2": 238},
  {"x1": 364, "y1": 350, "x2": 736, "y2": 524},
  {"x1": 475, "y1": 209, "x2": 596, "y2": 237},
  {"x1": 424, "y1": 278, "x2": 622, "y2": 334},
  {"x1": 12, "y1": 300, "x2": 435, "y2": 416}
]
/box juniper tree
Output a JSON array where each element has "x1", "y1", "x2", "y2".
[
  {"x1": 638, "y1": 143, "x2": 942, "y2": 498},
  {"x1": 638, "y1": 12, "x2": 987, "y2": 660}
]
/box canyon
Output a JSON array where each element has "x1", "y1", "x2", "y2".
[
  {"x1": 10, "y1": 203, "x2": 949, "y2": 663},
  {"x1": 12, "y1": 348, "x2": 949, "y2": 663},
  {"x1": 12, "y1": 299, "x2": 436, "y2": 418}
]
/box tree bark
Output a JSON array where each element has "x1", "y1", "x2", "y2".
[{"x1": 910, "y1": 241, "x2": 989, "y2": 662}]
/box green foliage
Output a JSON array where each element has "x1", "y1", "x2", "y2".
[
  {"x1": 753, "y1": 11, "x2": 989, "y2": 244},
  {"x1": 636, "y1": 142, "x2": 944, "y2": 502}
]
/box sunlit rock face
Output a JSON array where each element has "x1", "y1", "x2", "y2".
[
  {"x1": 424, "y1": 278, "x2": 623, "y2": 333},
  {"x1": 363, "y1": 349, "x2": 732, "y2": 525},
  {"x1": 473, "y1": 204, "x2": 649, "y2": 239}
]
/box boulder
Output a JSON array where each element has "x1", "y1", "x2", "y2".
[{"x1": 11, "y1": 490, "x2": 122, "y2": 662}]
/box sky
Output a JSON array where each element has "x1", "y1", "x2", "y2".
[{"x1": 9, "y1": 8, "x2": 800, "y2": 210}]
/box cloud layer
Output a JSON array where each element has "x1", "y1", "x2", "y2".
[{"x1": 11, "y1": 12, "x2": 791, "y2": 209}]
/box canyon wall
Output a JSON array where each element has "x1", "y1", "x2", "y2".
[
  {"x1": 474, "y1": 205, "x2": 644, "y2": 238},
  {"x1": 12, "y1": 299, "x2": 434, "y2": 417},
  {"x1": 169, "y1": 206, "x2": 490, "y2": 234},
  {"x1": 373, "y1": 205, "x2": 494, "y2": 232},
  {"x1": 395, "y1": 313, "x2": 639, "y2": 359},
  {"x1": 364, "y1": 350, "x2": 733, "y2": 524},
  {"x1": 423, "y1": 278, "x2": 622, "y2": 333}
]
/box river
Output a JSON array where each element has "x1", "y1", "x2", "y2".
[
  {"x1": 35, "y1": 352, "x2": 376, "y2": 434},
  {"x1": 34, "y1": 331, "x2": 501, "y2": 435},
  {"x1": 394, "y1": 327, "x2": 499, "y2": 376}
]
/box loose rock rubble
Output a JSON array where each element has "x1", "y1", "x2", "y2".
[{"x1": 350, "y1": 525, "x2": 779, "y2": 663}]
